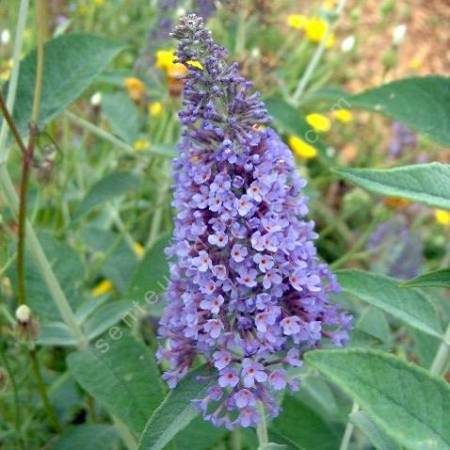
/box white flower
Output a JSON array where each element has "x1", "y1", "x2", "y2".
[
  {"x1": 340, "y1": 35, "x2": 355, "y2": 53},
  {"x1": 250, "y1": 47, "x2": 260, "y2": 59},
  {"x1": 1, "y1": 29, "x2": 10, "y2": 45},
  {"x1": 392, "y1": 24, "x2": 407, "y2": 45},
  {"x1": 16, "y1": 304, "x2": 31, "y2": 323},
  {"x1": 90, "y1": 92, "x2": 102, "y2": 106}
]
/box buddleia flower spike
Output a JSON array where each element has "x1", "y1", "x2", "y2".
[{"x1": 157, "y1": 13, "x2": 352, "y2": 429}]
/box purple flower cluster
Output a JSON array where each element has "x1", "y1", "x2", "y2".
[{"x1": 157, "y1": 14, "x2": 351, "y2": 429}]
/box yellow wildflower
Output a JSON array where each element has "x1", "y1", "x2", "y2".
[
  {"x1": 186, "y1": 60, "x2": 204, "y2": 70},
  {"x1": 408, "y1": 56, "x2": 423, "y2": 70},
  {"x1": 133, "y1": 242, "x2": 145, "y2": 258},
  {"x1": 306, "y1": 113, "x2": 331, "y2": 133},
  {"x1": 148, "y1": 101, "x2": 163, "y2": 117},
  {"x1": 124, "y1": 77, "x2": 146, "y2": 101},
  {"x1": 434, "y1": 209, "x2": 450, "y2": 226},
  {"x1": 305, "y1": 17, "x2": 328, "y2": 43},
  {"x1": 156, "y1": 49, "x2": 176, "y2": 70},
  {"x1": 288, "y1": 135, "x2": 318, "y2": 159},
  {"x1": 95, "y1": 0, "x2": 105, "y2": 5},
  {"x1": 92, "y1": 279, "x2": 113, "y2": 298},
  {"x1": 287, "y1": 14, "x2": 307, "y2": 30},
  {"x1": 333, "y1": 109, "x2": 353, "y2": 124},
  {"x1": 155, "y1": 49, "x2": 201, "y2": 78},
  {"x1": 133, "y1": 139, "x2": 150, "y2": 151},
  {"x1": 304, "y1": 17, "x2": 335, "y2": 48}
]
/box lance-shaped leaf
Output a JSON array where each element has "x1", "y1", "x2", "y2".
[
  {"x1": 67, "y1": 334, "x2": 163, "y2": 435},
  {"x1": 350, "y1": 411, "x2": 401, "y2": 450},
  {"x1": 336, "y1": 270, "x2": 443, "y2": 338},
  {"x1": 306, "y1": 349, "x2": 450, "y2": 450},
  {"x1": 345, "y1": 76, "x2": 450, "y2": 146},
  {"x1": 74, "y1": 171, "x2": 140, "y2": 219},
  {"x1": 7, "y1": 33, "x2": 123, "y2": 135},
  {"x1": 53, "y1": 425, "x2": 118, "y2": 450},
  {"x1": 138, "y1": 365, "x2": 215, "y2": 450},
  {"x1": 270, "y1": 396, "x2": 339, "y2": 450},
  {"x1": 401, "y1": 268, "x2": 450, "y2": 289},
  {"x1": 333, "y1": 163, "x2": 450, "y2": 210}
]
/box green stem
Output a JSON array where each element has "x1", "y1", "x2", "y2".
[
  {"x1": 235, "y1": 3, "x2": 247, "y2": 56},
  {"x1": 16, "y1": 130, "x2": 35, "y2": 305},
  {"x1": 110, "y1": 203, "x2": 136, "y2": 252},
  {"x1": 339, "y1": 402, "x2": 359, "y2": 450},
  {"x1": 0, "y1": 350, "x2": 24, "y2": 450},
  {"x1": 230, "y1": 429, "x2": 242, "y2": 450},
  {"x1": 31, "y1": 0, "x2": 45, "y2": 125},
  {"x1": 146, "y1": 162, "x2": 171, "y2": 248},
  {"x1": 15, "y1": 0, "x2": 44, "y2": 302},
  {"x1": 0, "y1": 0, "x2": 29, "y2": 164},
  {"x1": 430, "y1": 322, "x2": 450, "y2": 375},
  {"x1": 330, "y1": 215, "x2": 382, "y2": 269},
  {"x1": 63, "y1": 110, "x2": 175, "y2": 158},
  {"x1": 256, "y1": 402, "x2": 269, "y2": 447},
  {"x1": 113, "y1": 416, "x2": 137, "y2": 450},
  {"x1": 29, "y1": 348, "x2": 62, "y2": 432},
  {"x1": 146, "y1": 114, "x2": 174, "y2": 248},
  {"x1": 0, "y1": 165, "x2": 87, "y2": 346},
  {"x1": 291, "y1": 0, "x2": 348, "y2": 105},
  {"x1": 87, "y1": 395, "x2": 97, "y2": 423},
  {"x1": 0, "y1": 95, "x2": 27, "y2": 156}
]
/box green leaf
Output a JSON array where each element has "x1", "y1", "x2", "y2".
[
  {"x1": 102, "y1": 92, "x2": 140, "y2": 144},
  {"x1": 410, "y1": 327, "x2": 440, "y2": 368},
  {"x1": 138, "y1": 365, "x2": 215, "y2": 450},
  {"x1": 53, "y1": 424, "x2": 118, "y2": 450},
  {"x1": 306, "y1": 349, "x2": 450, "y2": 450},
  {"x1": 127, "y1": 234, "x2": 170, "y2": 308},
  {"x1": 401, "y1": 268, "x2": 450, "y2": 289},
  {"x1": 102, "y1": 239, "x2": 138, "y2": 293},
  {"x1": 9, "y1": 233, "x2": 85, "y2": 320},
  {"x1": 355, "y1": 307, "x2": 392, "y2": 349},
  {"x1": 83, "y1": 300, "x2": 135, "y2": 341},
  {"x1": 270, "y1": 396, "x2": 339, "y2": 450},
  {"x1": 345, "y1": 76, "x2": 450, "y2": 146},
  {"x1": 7, "y1": 33, "x2": 123, "y2": 135},
  {"x1": 336, "y1": 270, "x2": 443, "y2": 338},
  {"x1": 259, "y1": 444, "x2": 288, "y2": 450},
  {"x1": 37, "y1": 322, "x2": 78, "y2": 347},
  {"x1": 350, "y1": 411, "x2": 401, "y2": 450},
  {"x1": 67, "y1": 334, "x2": 163, "y2": 435},
  {"x1": 74, "y1": 171, "x2": 140, "y2": 219},
  {"x1": 298, "y1": 375, "x2": 340, "y2": 420},
  {"x1": 333, "y1": 163, "x2": 450, "y2": 210},
  {"x1": 173, "y1": 416, "x2": 227, "y2": 450},
  {"x1": 266, "y1": 98, "x2": 311, "y2": 137}
]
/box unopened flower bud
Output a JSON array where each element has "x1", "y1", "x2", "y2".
[
  {"x1": 15, "y1": 305, "x2": 39, "y2": 341},
  {"x1": 15, "y1": 304, "x2": 31, "y2": 323}
]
